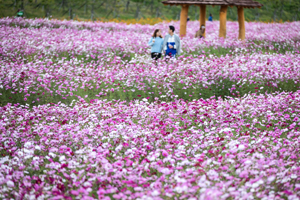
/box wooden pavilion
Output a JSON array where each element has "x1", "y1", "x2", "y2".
[{"x1": 162, "y1": 0, "x2": 263, "y2": 40}]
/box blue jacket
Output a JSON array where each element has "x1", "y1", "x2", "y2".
[{"x1": 148, "y1": 37, "x2": 164, "y2": 53}]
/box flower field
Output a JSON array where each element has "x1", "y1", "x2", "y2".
[{"x1": 0, "y1": 18, "x2": 300, "y2": 199}]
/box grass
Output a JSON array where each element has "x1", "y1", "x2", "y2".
[
  {"x1": 190, "y1": 41, "x2": 300, "y2": 58},
  {"x1": 1, "y1": 77, "x2": 299, "y2": 108}
]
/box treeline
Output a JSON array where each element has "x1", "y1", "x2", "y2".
[{"x1": 0, "y1": 0, "x2": 299, "y2": 22}]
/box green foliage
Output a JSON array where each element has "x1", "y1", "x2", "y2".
[
  {"x1": 0, "y1": 0, "x2": 299, "y2": 21},
  {"x1": 1, "y1": 76, "x2": 299, "y2": 107}
]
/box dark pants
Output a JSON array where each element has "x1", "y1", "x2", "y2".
[{"x1": 151, "y1": 53, "x2": 161, "y2": 60}]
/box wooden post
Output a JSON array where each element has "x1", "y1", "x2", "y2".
[
  {"x1": 219, "y1": 5, "x2": 228, "y2": 38},
  {"x1": 180, "y1": 5, "x2": 189, "y2": 37},
  {"x1": 199, "y1": 5, "x2": 206, "y2": 37},
  {"x1": 238, "y1": 6, "x2": 245, "y2": 40}
]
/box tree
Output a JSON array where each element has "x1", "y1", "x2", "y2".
[
  {"x1": 40, "y1": 0, "x2": 54, "y2": 17},
  {"x1": 125, "y1": 0, "x2": 130, "y2": 12},
  {"x1": 131, "y1": 0, "x2": 143, "y2": 18}
]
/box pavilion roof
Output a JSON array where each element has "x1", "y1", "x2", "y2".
[{"x1": 162, "y1": 0, "x2": 263, "y2": 8}]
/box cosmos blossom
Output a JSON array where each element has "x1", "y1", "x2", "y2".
[
  {"x1": 0, "y1": 91, "x2": 299, "y2": 199},
  {"x1": 0, "y1": 18, "x2": 299, "y2": 199}
]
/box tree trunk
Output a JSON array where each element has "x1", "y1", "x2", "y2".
[
  {"x1": 126, "y1": 1, "x2": 130, "y2": 12},
  {"x1": 273, "y1": 9, "x2": 276, "y2": 21},
  {"x1": 229, "y1": 7, "x2": 233, "y2": 20},
  {"x1": 150, "y1": 0, "x2": 154, "y2": 14},
  {"x1": 167, "y1": 5, "x2": 171, "y2": 12},
  {"x1": 91, "y1": 0, "x2": 95, "y2": 21},
  {"x1": 69, "y1": 7, "x2": 72, "y2": 19},
  {"x1": 156, "y1": 7, "x2": 161, "y2": 18},
  {"x1": 21, "y1": 0, "x2": 25, "y2": 16},
  {"x1": 61, "y1": 0, "x2": 66, "y2": 12},
  {"x1": 21, "y1": 0, "x2": 24, "y2": 10},
  {"x1": 45, "y1": 6, "x2": 50, "y2": 18},
  {"x1": 280, "y1": 4, "x2": 284, "y2": 19},
  {"x1": 135, "y1": 3, "x2": 140, "y2": 19},
  {"x1": 255, "y1": 11, "x2": 260, "y2": 21},
  {"x1": 194, "y1": 6, "x2": 198, "y2": 21}
]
